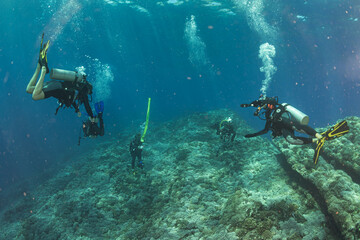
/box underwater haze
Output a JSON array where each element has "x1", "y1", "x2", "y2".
[
  {"x1": 1, "y1": 0, "x2": 358, "y2": 185},
  {"x1": 0, "y1": 0, "x2": 360, "y2": 239}
]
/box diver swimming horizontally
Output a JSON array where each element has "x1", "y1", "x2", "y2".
[
  {"x1": 241, "y1": 95, "x2": 349, "y2": 164},
  {"x1": 26, "y1": 33, "x2": 94, "y2": 117}
]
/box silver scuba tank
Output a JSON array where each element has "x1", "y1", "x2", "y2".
[
  {"x1": 50, "y1": 68, "x2": 85, "y2": 82},
  {"x1": 281, "y1": 103, "x2": 309, "y2": 125}
]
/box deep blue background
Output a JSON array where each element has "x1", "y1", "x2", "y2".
[{"x1": 0, "y1": 0, "x2": 359, "y2": 189}]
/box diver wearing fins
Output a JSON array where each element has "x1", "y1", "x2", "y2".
[
  {"x1": 129, "y1": 98, "x2": 151, "y2": 170},
  {"x1": 241, "y1": 95, "x2": 322, "y2": 144},
  {"x1": 241, "y1": 95, "x2": 349, "y2": 164},
  {"x1": 129, "y1": 133, "x2": 144, "y2": 169},
  {"x1": 79, "y1": 101, "x2": 105, "y2": 145},
  {"x1": 26, "y1": 33, "x2": 94, "y2": 118}
]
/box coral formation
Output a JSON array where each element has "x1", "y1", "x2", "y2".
[
  {"x1": 0, "y1": 110, "x2": 356, "y2": 239},
  {"x1": 274, "y1": 117, "x2": 360, "y2": 239}
]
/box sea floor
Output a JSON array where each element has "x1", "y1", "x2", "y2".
[{"x1": 1, "y1": 109, "x2": 359, "y2": 239}]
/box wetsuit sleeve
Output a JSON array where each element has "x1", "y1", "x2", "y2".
[
  {"x1": 82, "y1": 94, "x2": 94, "y2": 118},
  {"x1": 250, "y1": 100, "x2": 260, "y2": 107},
  {"x1": 245, "y1": 120, "x2": 271, "y2": 138}
]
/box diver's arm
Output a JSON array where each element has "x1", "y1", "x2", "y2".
[
  {"x1": 72, "y1": 102, "x2": 80, "y2": 114},
  {"x1": 240, "y1": 99, "x2": 262, "y2": 108},
  {"x1": 245, "y1": 129, "x2": 268, "y2": 138},
  {"x1": 82, "y1": 94, "x2": 94, "y2": 118},
  {"x1": 245, "y1": 121, "x2": 271, "y2": 138}
]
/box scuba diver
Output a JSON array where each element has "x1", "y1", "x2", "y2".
[
  {"x1": 241, "y1": 95, "x2": 349, "y2": 164},
  {"x1": 129, "y1": 98, "x2": 151, "y2": 171},
  {"x1": 129, "y1": 133, "x2": 144, "y2": 169},
  {"x1": 81, "y1": 101, "x2": 105, "y2": 139},
  {"x1": 78, "y1": 101, "x2": 104, "y2": 145},
  {"x1": 26, "y1": 33, "x2": 94, "y2": 117},
  {"x1": 216, "y1": 117, "x2": 236, "y2": 142}
]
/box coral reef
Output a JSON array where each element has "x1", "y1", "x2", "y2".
[
  {"x1": 320, "y1": 117, "x2": 360, "y2": 177},
  {"x1": 274, "y1": 117, "x2": 360, "y2": 240},
  {"x1": 0, "y1": 110, "x2": 356, "y2": 239}
]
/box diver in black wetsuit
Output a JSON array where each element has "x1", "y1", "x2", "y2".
[
  {"x1": 82, "y1": 112, "x2": 105, "y2": 138},
  {"x1": 129, "y1": 133, "x2": 144, "y2": 169},
  {"x1": 216, "y1": 117, "x2": 236, "y2": 142},
  {"x1": 241, "y1": 96, "x2": 322, "y2": 145},
  {"x1": 26, "y1": 33, "x2": 94, "y2": 118},
  {"x1": 44, "y1": 77, "x2": 94, "y2": 116},
  {"x1": 78, "y1": 101, "x2": 105, "y2": 145}
]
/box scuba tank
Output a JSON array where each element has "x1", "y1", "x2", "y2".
[
  {"x1": 279, "y1": 103, "x2": 309, "y2": 125},
  {"x1": 50, "y1": 68, "x2": 86, "y2": 82}
]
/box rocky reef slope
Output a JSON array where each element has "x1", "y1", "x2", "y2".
[
  {"x1": 1, "y1": 110, "x2": 358, "y2": 239},
  {"x1": 274, "y1": 116, "x2": 360, "y2": 240}
]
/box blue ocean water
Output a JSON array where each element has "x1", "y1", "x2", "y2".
[{"x1": 0, "y1": 0, "x2": 359, "y2": 189}]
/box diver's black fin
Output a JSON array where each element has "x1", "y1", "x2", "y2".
[{"x1": 313, "y1": 120, "x2": 350, "y2": 164}]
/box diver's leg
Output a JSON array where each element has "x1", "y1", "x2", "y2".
[
  {"x1": 296, "y1": 124, "x2": 322, "y2": 142},
  {"x1": 283, "y1": 129, "x2": 306, "y2": 145},
  {"x1": 32, "y1": 66, "x2": 47, "y2": 100},
  {"x1": 231, "y1": 132, "x2": 236, "y2": 142},
  {"x1": 296, "y1": 136, "x2": 313, "y2": 144},
  {"x1": 131, "y1": 155, "x2": 136, "y2": 169},
  {"x1": 26, "y1": 63, "x2": 41, "y2": 94},
  {"x1": 284, "y1": 133, "x2": 312, "y2": 145},
  {"x1": 298, "y1": 124, "x2": 317, "y2": 136},
  {"x1": 98, "y1": 113, "x2": 105, "y2": 136},
  {"x1": 138, "y1": 153, "x2": 143, "y2": 169}
]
